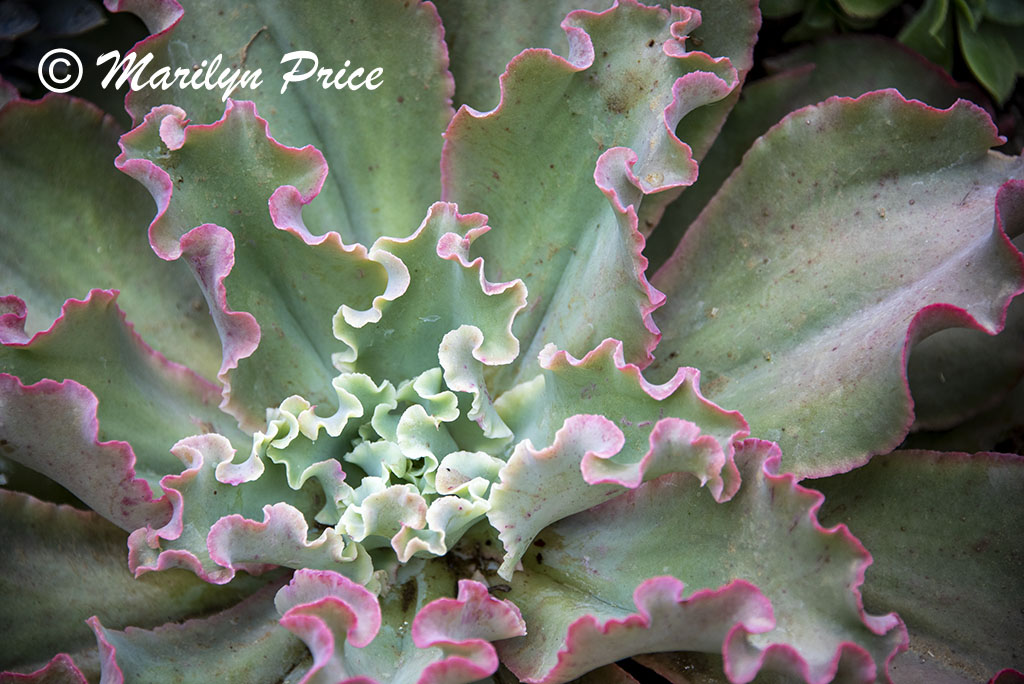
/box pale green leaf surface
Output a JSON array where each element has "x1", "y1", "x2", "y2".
[
  {"x1": 647, "y1": 35, "x2": 982, "y2": 269},
  {"x1": 908, "y1": 290, "x2": 1024, "y2": 431},
  {"x1": 815, "y1": 451, "x2": 1024, "y2": 681},
  {"x1": 652, "y1": 92, "x2": 1024, "y2": 477},
  {"x1": 111, "y1": 0, "x2": 453, "y2": 246},
  {"x1": 127, "y1": 434, "x2": 329, "y2": 585},
  {"x1": 0, "y1": 489, "x2": 264, "y2": 671},
  {"x1": 443, "y1": 1, "x2": 741, "y2": 386},
  {"x1": 0, "y1": 96, "x2": 221, "y2": 378},
  {"x1": 91, "y1": 581, "x2": 306, "y2": 684},
  {"x1": 333, "y1": 202, "x2": 526, "y2": 386},
  {"x1": 0, "y1": 291, "x2": 245, "y2": 526},
  {"x1": 433, "y1": 0, "x2": 614, "y2": 112},
  {"x1": 117, "y1": 101, "x2": 389, "y2": 429},
  {"x1": 497, "y1": 441, "x2": 905, "y2": 683}
]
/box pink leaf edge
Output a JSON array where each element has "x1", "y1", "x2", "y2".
[
  {"x1": 0, "y1": 654, "x2": 87, "y2": 684},
  {"x1": 0, "y1": 289, "x2": 226, "y2": 530},
  {"x1": 412, "y1": 579, "x2": 527, "y2": 684},
  {"x1": 114, "y1": 99, "x2": 379, "y2": 430}
]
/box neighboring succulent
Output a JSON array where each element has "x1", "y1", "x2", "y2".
[
  {"x1": 1, "y1": 1, "x2": 1022, "y2": 683},
  {"x1": 760, "y1": 0, "x2": 1024, "y2": 103}
]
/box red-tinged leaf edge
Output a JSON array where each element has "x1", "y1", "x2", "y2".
[
  {"x1": 724, "y1": 440, "x2": 907, "y2": 684},
  {"x1": 274, "y1": 569, "x2": 382, "y2": 684},
  {"x1": 114, "y1": 100, "x2": 380, "y2": 430},
  {"x1": 0, "y1": 289, "x2": 229, "y2": 530},
  {"x1": 440, "y1": 0, "x2": 740, "y2": 372},
  {"x1": 411, "y1": 579, "x2": 527, "y2": 684},
  {"x1": 991, "y1": 669, "x2": 1024, "y2": 684},
  {"x1": 504, "y1": 440, "x2": 906, "y2": 684},
  {"x1": 0, "y1": 654, "x2": 87, "y2": 684}
]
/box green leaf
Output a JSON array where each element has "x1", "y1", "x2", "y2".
[
  {"x1": 443, "y1": 1, "x2": 742, "y2": 386},
  {"x1": 109, "y1": 0, "x2": 453, "y2": 246},
  {"x1": 837, "y1": 0, "x2": 902, "y2": 19},
  {"x1": 652, "y1": 92, "x2": 1024, "y2": 477},
  {"x1": 0, "y1": 291, "x2": 245, "y2": 528},
  {"x1": 647, "y1": 35, "x2": 982, "y2": 271},
  {"x1": 958, "y1": 14, "x2": 1018, "y2": 103},
  {"x1": 332, "y1": 202, "x2": 526, "y2": 386},
  {"x1": 0, "y1": 489, "x2": 264, "y2": 671},
  {"x1": 497, "y1": 441, "x2": 905, "y2": 683},
  {"x1": 899, "y1": 0, "x2": 955, "y2": 71},
  {"x1": 986, "y1": 0, "x2": 1024, "y2": 25},
  {"x1": 116, "y1": 101, "x2": 389, "y2": 428},
  {"x1": 815, "y1": 451, "x2": 1024, "y2": 680},
  {"x1": 434, "y1": 0, "x2": 613, "y2": 112},
  {"x1": 90, "y1": 581, "x2": 306, "y2": 684},
  {"x1": 0, "y1": 96, "x2": 221, "y2": 378}
]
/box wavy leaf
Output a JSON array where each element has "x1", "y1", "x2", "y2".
[
  {"x1": 647, "y1": 35, "x2": 983, "y2": 269},
  {"x1": 497, "y1": 440, "x2": 906, "y2": 684},
  {"x1": 442, "y1": 0, "x2": 741, "y2": 385},
  {"x1": 89, "y1": 581, "x2": 305, "y2": 684},
  {"x1": 0, "y1": 96, "x2": 222, "y2": 377},
  {"x1": 116, "y1": 100, "x2": 389, "y2": 428},
  {"x1": 653, "y1": 92, "x2": 1024, "y2": 477},
  {"x1": 107, "y1": 0, "x2": 453, "y2": 246},
  {"x1": 814, "y1": 450, "x2": 1024, "y2": 681},
  {"x1": 0, "y1": 489, "x2": 263, "y2": 673},
  {"x1": 276, "y1": 567, "x2": 525, "y2": 684},
  {"x1": 0, "y1": 291, "x2": 243, "y2": 528}
]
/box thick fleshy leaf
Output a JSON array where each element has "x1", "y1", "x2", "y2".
[
  {"x1": 489, "y1": 338, "x2": 747, "y2": 576},
  {"x1": 107, "y1": 0, "x2": 453, "y2": 246},
  {"x1": 0, "y1": 95, "x2": 222, "y2": 377},
  {"x1": 497, "y1": 440, "x2": 906, "y2": 684},
  {"x1": 333, "y1": 202, "x2": 526, "y2": 385},
  {"x1": 116, "y1": 100, "x2": 389, "y2": 428},
  {"x1": 442, "y1": 0, "x2": 742, "y2": 386},
  {"x1": 0, "y1": 290, "x2": 243, "y2": 529},
  {"x1": 89, "y1": 581, "x2": 305, "y2": 683},
  {"x1": 908, "y1": 287, "x2": 1024, "y2": 431},
  {"x1": 814, "y1": 450, "x2": 1024, "y2": 681},
  {"x1": 652, "y1": 92, "x2": 1024, "y2": 477},
  {"x1": 647, "y1": 35, "x2": 983, "y2": 269},
  {"x1": 0, "y1": 489, "x2": 264, "y2": 672},
  {"x1": 126, "y1": 433, "x2": 367, "y2": 585},
  {"x1": 276, "y1": 566, "x2": 524, "y2": 684},
  {"x1": 434, "y1": 0, "x2": 758, "y2": 115}
]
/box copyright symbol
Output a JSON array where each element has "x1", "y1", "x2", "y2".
[{"x1": 38, "y1": 49, "x2": 83, "y2": 93}]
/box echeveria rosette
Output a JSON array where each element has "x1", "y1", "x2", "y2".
[{"x1": 1, "y1": 2, "x2": 1023, "y2": 684}]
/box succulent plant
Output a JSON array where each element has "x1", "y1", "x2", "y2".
[{"x1": 1, "y1": 1, "x2": 1022, "y2": 683}]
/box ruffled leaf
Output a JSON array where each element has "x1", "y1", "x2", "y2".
[
  {"x1": 89, "y1": 581, "x2": 305, "y2": 684},
  {"x1": 814, "y1": 450, "x2": 1024, "y2": 681},
  {"x1": 442, "y1": 0, "x2": 741, "y2": 386},
  {"x1": 497, "y1": 440, "x2": 906, "y2": 684},
  {"x1": 116, "y1": 100, "x2": 389, "y2": 428},
  {"x1": 0, "y1": 95, "x2": 222, "y2": 378},
  {"x1": 653, "y1": 92, "x2": 1024, "y2": 477},
  {"x1": 276, "y1": 567, "x2": 524, "y2": 684},
  {"x1": 0, "y1": 489, "x2": 263, "y2": 673},
  {"x1": 489, "y1": 338, "x2": 746, "y2": 577},
  {"x1": 108, "y1": 0, "x2": 453, "y2": 246},
  {"x1": 126, "y1": 433, "x2": 368, "y2": 585},
  {"x1": 647, "y1": 34, "x2": 983, "y2": 268},
  {"x1": 333, "y1": 202, "x2": 526, "y2": 385},
  {"x1": 0, "y1": 290, "x2": 243, "y2": 529}
]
